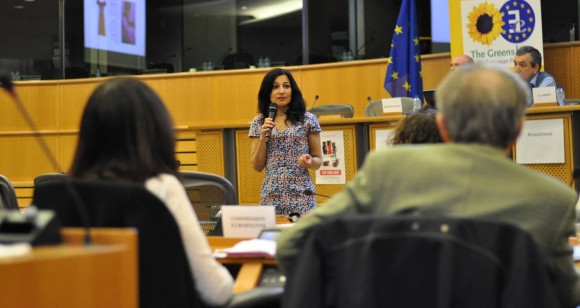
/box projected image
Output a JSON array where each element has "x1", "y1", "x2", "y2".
[
  {"x1": 122, "y1": 1, "x2": 136, "y2": 45},
  {"x1": 84, "y1": 0, "x2": 145, "y2": 59},
  {"x1": 98, "y1": 0, "x2": 107, "y2": 36}
]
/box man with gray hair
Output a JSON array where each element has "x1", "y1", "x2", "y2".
[
  {"x1": 277, "y1": 64, "x2": 580, "y2": 306},
  {"x1": 514, "y1": 45, "x2": 557, "y2": 107}
]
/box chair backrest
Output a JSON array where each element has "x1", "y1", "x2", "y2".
[
  {"x1": 365, "y1": 97, "x2": 414, "y2": 117},
  {"x1": 283, "y1": 215, "x2": 560, "y2": 308},
  {"x1": 308, "y1": 104, "x2": 354, "y2": 119},
  {"x1": 0, "y1": 174, "x2": 19, "y2": 211},
  {"x1": 179, "y1": 171, "x2": 237, "y2": 235},
  {"x1": 32, "y1": 177, "x2": 205, "y2": 308},
  {"x1": 34, "y1": 173, "x2": 67, "y2": 187}
]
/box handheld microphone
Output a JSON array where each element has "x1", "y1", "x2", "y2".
[
  {"x1": 303, "y1": 189, "x2": 332, "y2": 198},
  {"x1": 367, "y1": 96, "x2": 372, "y2": 103},
  {"x1": 265, "y1": 102, "x2": 277, "y2": 142},
  {"x1": 311, "y1": 95, "x2": 319, "y2": 109}
]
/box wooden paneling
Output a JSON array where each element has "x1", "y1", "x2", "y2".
[{"x1": 1, "y1": 43, "x2": 579, "y2": 205}]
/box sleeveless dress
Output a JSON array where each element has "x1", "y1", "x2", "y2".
[{"x1": 249, "y1": 112, "x2": 321, "y2": 216}]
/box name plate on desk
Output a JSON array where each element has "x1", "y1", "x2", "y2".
[
  {"x1": 221, "y1": 206, "x2": 276, "y2": 238},
  {"x1": 515, "y1": 118, "x2": 565, "y2": 164},
  {"x1": 532, "y1": 87, "x2": 557, "y2": 106},
  {"x1": 381, "y1": 98, "x2": 403, "y2": 114}
]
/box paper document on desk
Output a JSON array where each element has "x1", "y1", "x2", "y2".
[
  {"x1": 215, "y1": 239, "x2": 276, "y2": 258},
  {"x1": 0, "y1": 243, "x2": 32, "y2": 258}
]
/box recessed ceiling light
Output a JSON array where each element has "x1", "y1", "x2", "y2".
[
  {"x1": 241, "y1": 6, "x2": 248, "y2": 10},
  {"x1": 24, "y1": 0, "x2": 35, "y2": 2}
]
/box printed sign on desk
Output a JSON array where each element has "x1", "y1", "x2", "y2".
[
  {"x1": 316, "y1": 131, "x2": 346, "y2": 184},
  {"x1": 381, "y1": 98, "x2": 403, "y2": 114},
  {"x1": 515, "y1": 118, "x2": 565, "y2": 164},
  {"x1": 532, "y1": 87, "x2": 557, "y2": 105},
  {"x1": 221, "y1": 206, "x2": 276, "y2": 238}
]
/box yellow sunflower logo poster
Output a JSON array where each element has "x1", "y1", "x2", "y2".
[{"x1": 451, "y1": 0, "x2": 544, "y2": 69}]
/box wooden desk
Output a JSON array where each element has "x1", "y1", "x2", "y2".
[
  {"x1": 0, "y1": 228, "x2": 138, "y2": 308},
  {"x1": 209, "y1": 236, "x2": 278, "y2": 294}
]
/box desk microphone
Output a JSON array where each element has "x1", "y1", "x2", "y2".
[
  {"x1": 367, "y1": 96, "x2": 372, "y2": 104},
  {"x1": 311, "y1": 95, "x2": 319, "y2": 109},
  {"x1": 1, "y1": 72, "x2": 92, "y2": 245},
  {"x1": 0, "y1": 74, "x2": 60, "y2": 172},
  {"x1": 303, "y1": 189, "x2": 332, "y2": 198}
]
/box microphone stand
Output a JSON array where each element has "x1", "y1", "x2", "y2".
[{"x1": 3, "y1": 88, "x2": 61, "y2": 172}]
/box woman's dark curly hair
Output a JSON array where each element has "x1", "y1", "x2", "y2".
[
  {"x1": 257, "y1": 68, "x2": 306, "y2": 124},
  {"x1": 391, "y1": 112, "x2": 443, "y2": 145}
]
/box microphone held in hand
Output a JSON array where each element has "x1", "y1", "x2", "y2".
[
  {"x1": 303, "y1": 189, "x2": 332, "y2": 198},
  {"x1": 265, "y1": 102, "x2": 278, "y2": 142},
  {"x1": 367, "y1": 96, "x2": 372, "y2": 104}
]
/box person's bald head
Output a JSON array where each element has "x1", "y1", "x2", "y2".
[{"x1": 450, "y1": 54, "x2": 474, "y2": 71}]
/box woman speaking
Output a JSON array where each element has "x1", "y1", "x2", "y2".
[{"x1": 250, "y1": 68, "x2": 322, "y2": 216}]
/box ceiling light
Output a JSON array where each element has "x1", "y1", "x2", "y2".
[{"x1": 14, "y1": 5, "x2": 24, "y2": 9}]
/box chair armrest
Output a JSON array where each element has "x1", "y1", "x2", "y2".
[{"x1": 226, "y1": 287, "x2": 283, "y2": 308}]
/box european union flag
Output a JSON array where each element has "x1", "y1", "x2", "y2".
[{"x1": 384, "y1": 0, "x2": 423, "y2": 102}]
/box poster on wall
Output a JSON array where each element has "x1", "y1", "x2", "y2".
[
  {"x1": 316, "y1": 131, "x2": 346, "y2": 184},
  {"x1": 451, "y1": 0, "x2": 544, "y2": 69},
  {"x1": 375, "y1": 129, "x2": 395, "y2": 150}
]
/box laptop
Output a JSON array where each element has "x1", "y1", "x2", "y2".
[{"x1": 423, "y1": 89, "x2": 437, "y2": 109}]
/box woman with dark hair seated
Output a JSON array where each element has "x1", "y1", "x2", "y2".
[
  {"x1": 390, "y1": 111, "x2": 443, "y2": 145},
  {"x1": 69, "y1": 77, "x2": 233, "y2": 306}
]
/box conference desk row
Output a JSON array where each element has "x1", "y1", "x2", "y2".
[
  {"x1": 1, "y1": 227, "x2": 579, "y2": 308},
  {"x1": 189, "y1": 105, "x2": 580, "y2": 204}
]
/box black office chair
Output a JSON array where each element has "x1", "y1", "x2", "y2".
[
  {"x1": 308, "y1": 104, "x2": 354, "y2": 119},
  {"x1": 222, "y1": 52, "x2": 255, "y2": 70},
  {"x1": 283, "y1": 215, "x2": 560, "y2": 308},
  {"x1": 34, "y1": 173, "x2": 66, "y2": 187},
  {"x1": 0, "y1": 174, "x2": 19, "y2": 211},
  {"x1": 180, "y1": 171, "x2": 237, "y2": 235},
  {"x1": 33, "y1": 178, "x2": 205, "y2": 308},
  {"x1": 33, "y1": 177, "x2": 281, "y2": 308}
]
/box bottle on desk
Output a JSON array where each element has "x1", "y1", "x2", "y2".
[
  {"x1": 556, "y1": 85, "x2": 566, "y2": 106},
  {"x1": 413, "y1": 96, "x2": 421, "y2": 112}
]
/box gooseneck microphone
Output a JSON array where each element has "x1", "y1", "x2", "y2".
[
  {"x1": 311, "y1": 94, "x2": 320, "y2": 109},
  {"x1": 1, "y1": 73, "x2": 92, "y2": 245},
  {"x1": 0, "y1": 74, "x2": 60, "y2": 172},
  {"x1": 303, "y1": 189, "x2": 332, "y2": 198},
  {"x1": 265, "y1": 102, "x2": 278, "y2": 142}
]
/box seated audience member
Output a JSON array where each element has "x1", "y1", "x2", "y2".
[
  {"x1": 514, "y1": 45, "x2": 556, "y2": 107},
  {"x1": 450, "y1": 54, "x2": 473, "y2": 71},
  {"x1": 68, "y1": 77, "x2": 234, "y2": 306},
  {"x1": 390, "y1": 112, "x2": 442, "y2": 145},
  {"x1": 277, "y1": 65, "x2": 580, "y2": 307}
]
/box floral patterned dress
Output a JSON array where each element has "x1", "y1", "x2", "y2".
[{"x1": 249, "y1": 112, "x2": 321, "y2": 216}]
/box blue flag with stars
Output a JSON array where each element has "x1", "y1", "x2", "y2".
[{"x1": 384, "y1": 0, "x2": 423, "y2": 102}]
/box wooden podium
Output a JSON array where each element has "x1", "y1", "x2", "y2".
[{"x1": 0, "y1": 228, "x2": 138, "y2": 308}]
